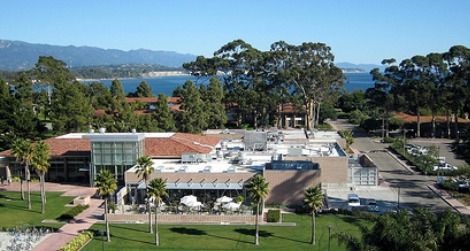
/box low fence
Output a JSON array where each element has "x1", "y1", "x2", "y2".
[{"x1": 108, "y1": 213, "x2": 257, "y2": 225}]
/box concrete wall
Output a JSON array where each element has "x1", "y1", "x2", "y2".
[
  {"x1": 284, "y1": 156, "x2": 348, "y2": 184},
  {"x1": 108, "y1": 213, "x2": 256, "y2": 224},
  {"x1": 264, "y1": 170, "x2": 320, "y2": 205}
]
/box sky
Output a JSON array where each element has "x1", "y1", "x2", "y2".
[{"x1": 1, "y1": 0, "x2": 469, "y2": 64}]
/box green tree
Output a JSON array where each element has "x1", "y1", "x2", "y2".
[
  {"x1": 34, "y1": 56, "x2": 75, "y2": 120},
  {"x1": 153, "y1": 94, "x2": 176, "y2": 131},
  {"x1": 31, "y1": 141, "x2": 50, "y2": 214},
  {"x1": 337, "y1": 209, "x2": 468, "y2": 251},
  {"x1": 201, "y1": 78, "x2": 227, "y2": 128},
  {"x1": 11, "y1": 139, "x2": 34, "y2": 209},
  {"x1": 132, "y1": 81, "x2": 153, "y2": 97},
  {"x1": 95, "y1": 170, "x2": 117, "y2": 242},
  {"x1": 135, "y1": 155, "x2": 154, "y2": 233},
  {"x1": 178, "y1": 81, "x2": 208, "y2": 133},
  {"x1": 0, "y1": 79, "x2": 16, "y2": 151},
  {"x1": 443, "y1": 45, "x2": 470, "y2": 140},
  {"x1": 50, "y1": 81, "x2": 93, "y2": 132},
  {"x1": 304, "y1": 186, "x2": 324, "y2": 245},
  {"x1": 247, "y1": 175, "x2": 269, "y2": 245},
  {"x1": 86, "y1": 82, "x2": 113, "y2": 109},
  {"x1": 147, "y1": 178, "x2": 168, "y2": 246}
]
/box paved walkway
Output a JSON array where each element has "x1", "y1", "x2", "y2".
[
  {"x1": 32, "y1": 198, "x2": 103, "y2": 251},
  {"x1": 428, "y1": 185, "x2": 470, "y2": 215},
  {"x1": 0, "y1": 182, "x2": 97, "y2": 197},
  {"x1": 1, "y1": 182, "x2": 102, "y2": 251}
]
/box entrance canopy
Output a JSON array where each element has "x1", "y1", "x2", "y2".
[{"x1": 137, "y1": 181, "x2": 244, "y2": 190}]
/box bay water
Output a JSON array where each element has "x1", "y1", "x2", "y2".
[{"x1": 87, "y1": 73, "x2": 373, "y2": 96}]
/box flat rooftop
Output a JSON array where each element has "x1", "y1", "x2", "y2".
[{"x1": 127, "y1": 158, "x2": 263, "y2": 174}]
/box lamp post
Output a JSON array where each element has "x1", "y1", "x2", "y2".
[
  {"x1": 397, "y1": 186, "x2": 400, "y2": 213},
  {"x1": 328, "y1": 224, "x2": 332, "y2": 251}
]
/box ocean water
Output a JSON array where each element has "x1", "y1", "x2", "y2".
[{"x1": 89, "y1": 73, "x2": 373, "y2": 96}]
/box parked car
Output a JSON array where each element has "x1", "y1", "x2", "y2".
[
  {"x1": 433, "y1": 163, "x2": 458, "y2": 171},
  {"x1": 458, "y1": 181, "x2": 469, "y2": 192},
  {"x1": 365, "y1": 198, "x2": 380, "y2": 212},
  {"x1": 348, "y1": 194, "x2": 360, "y2": 207}
]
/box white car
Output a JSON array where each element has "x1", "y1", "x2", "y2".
[
  {"x1": 348, "y1": 194, "x2": 360, "y2": 207},
  {"x1": 433, "y1": 163, "x2": 457, "y2": 171}
]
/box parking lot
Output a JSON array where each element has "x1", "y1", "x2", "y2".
[{"x1": 326, "y1": 186, "x2": 400, "y2": 213}]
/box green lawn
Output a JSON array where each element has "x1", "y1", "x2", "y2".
[
  {"x1": 0, "y1": 191, "x2": 73, "y2": 229},
  {"x1": 83, "y1": 214, "x2": 368, "y2": 251}
]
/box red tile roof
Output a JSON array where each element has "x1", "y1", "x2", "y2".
[
  {"x1": 144, "y1": 133, "x2": 220, "y2": 157},
  {"x1": 0, "y1": 138, "x2": 91, "y2": 157},
  {"x1": 0, "y1": 133, "x2": 221, "y2": 158},
  {"x1": 126, "y1": 97, "x2": 181, "y2": 104}
]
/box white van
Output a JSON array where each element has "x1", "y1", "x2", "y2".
[{"x1": 348, "y1": 194, "x2": 360, "y2": 207}]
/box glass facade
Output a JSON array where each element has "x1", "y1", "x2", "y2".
[{"x1": 92, "y1": 140, "x2": 144, "y2": 184}]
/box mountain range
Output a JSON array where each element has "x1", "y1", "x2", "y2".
[
  {"x1": 0, "y1": 39, "x2": 196, "y2": 70},
  {"x1": 0, "y1": 39, "x2": 382, "y2": 72}
]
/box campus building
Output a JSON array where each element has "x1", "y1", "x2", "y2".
[{"x1": 0, "y1": 128, "x2": 377, "y2": 206}]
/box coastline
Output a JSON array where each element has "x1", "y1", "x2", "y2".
[{"x1": 77, "y1": 71, "x2": 190, "y2": 82}]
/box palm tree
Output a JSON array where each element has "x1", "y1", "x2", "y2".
[
  {"x1": 135, "y1": 155, "x2": 154, "y2": 234},
  {"x1": 247, "y1": 174, "x2": 269, "y2": 245},
  {"x1": 147, "y1": 178, "x2": 167, "y2": 246},
  {"x1": 95, "y1": 169, "x2": 117, "y2": 242},
  {"x1": 31, "y1": 141, "x2": 50, "y2": 214},
  {"x1": 304, "y1": 185, "x2": 324, "y2": 245},
  {"x1": 11, "y1": 139, "x2": 34, "y2": 209}
]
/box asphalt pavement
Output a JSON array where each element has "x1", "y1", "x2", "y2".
[{"x1": 328, "y1": 119, "x2": 453, "y2": 212}]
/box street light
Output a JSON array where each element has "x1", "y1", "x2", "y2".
[
  {"x1": 328, "y1": 224, "x2": 332, "y2": 251},
  {"x1": 397, "y1": 186, "x2": 400, "y2": 213}
]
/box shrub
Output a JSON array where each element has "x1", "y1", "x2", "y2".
[
  {"x1": 316, "y1": 123, "x2": 333, "y2": 131},
  {"x1": 60, "y1": 231, "x2": 93, "y2": 251},
  {"x1": 360, "y1": 118, "x2": 381, "y2": 132},
  {"x1": 348, "y1": 110, "x2": 368, "y2": 125},
  {"x1": 266, "y1": 209, "x2": 281, "y2": 222},
  {"x1": 108, "y1": 201, "x2": 116, "y2": 213},
  {"x1": 57, "y1": 205, "x2": 89, "y2": 221},
  {"x1": 235, "y1": 195, "x2": 244, "y2": 203},
  {"x1": 339, "y1": 130, "x2": 354, "y2": 147},
  {"x1": 438, "y1": 180, "x2": 459, "y2": 191}
]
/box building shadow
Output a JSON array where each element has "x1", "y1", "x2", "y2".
[
  {"x1": 169, "y1": 227, "x2": 207, "y2": 235},
  {"x1": 234, "y1": 228, "x2": 272, "y2": 237}
]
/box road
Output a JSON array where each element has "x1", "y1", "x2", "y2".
[{"x1": 329, "y1": 119, "x2": 451, "y2": 211}]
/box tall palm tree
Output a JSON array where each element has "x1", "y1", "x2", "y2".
[
  {"x1": 147, "y1": 178, "x2": 167, "y2": 246},
  {"x1": 11, "y1": 139, "x2": 34, "y2": 209},
  {"x1": 304, "y1": 185, "x2": 324, "y2": 245},
  {"x1": 95, "y1": 169, "x2": 117, "y2": 242},
  {"x1": 31, "y1": 141, "x2": 50, "y2": 214},
  {"x1": 247, "y1": 174, "x2": 269, "y2": 246},
  {"x1": 135, "y1": 155, "x2": 154, "y2": 234}
]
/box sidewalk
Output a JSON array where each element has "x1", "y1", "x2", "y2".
[
  {"x1": 428, "y1": 184, "x2": 470, "y2": 215},
  {"x1": 32, "y1": 198, "x2": 103, "y2": 251},
  {"x1": 0, "y1": 182, "x2": 97, "y2": 197}
]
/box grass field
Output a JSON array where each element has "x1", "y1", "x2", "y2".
[
  {"x1": 83, "y1": 213, "x2": 369, "y2": 251},
  {"x1": 0, "y1": 191, "x2": 73, "y2": 229}
]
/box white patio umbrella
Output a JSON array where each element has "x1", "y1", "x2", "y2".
[
  {"x1": 222, "y1": 202, "x2": 240, "y2": 211},
  {"x1": 216, "y1": 196, "x2": 233, "y2": 204},
  {"x1": 186, "y1": 201, "x2": 202, "y2": 208},
  {"x1": 180, "y1": 195, "x2": 198, "y2": 206}
]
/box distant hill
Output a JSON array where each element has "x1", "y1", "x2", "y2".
[
  {"x1": 0, "y1": 39, "x2": 197, "y2": 70},
  {"x1": 336, "y1": 62, "x2": 385, "y2": 73}
]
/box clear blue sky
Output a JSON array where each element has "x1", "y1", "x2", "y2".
[{"x1": 1, "y1": 0, "x2": 469, "y2": 64}]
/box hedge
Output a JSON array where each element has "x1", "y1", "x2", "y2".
[
  {"x1": 266, "y1": 209, "x2": 281, "y2": 222},
  {"x1": 60, "y1": 231, "x2": 93, "y2": 251},
  {"x1": 57, "y1": 205, "x2": 89, "y2": 221}
]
